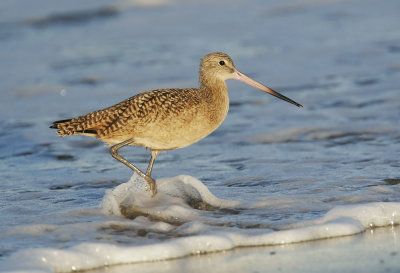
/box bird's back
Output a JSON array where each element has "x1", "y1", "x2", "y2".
[{"x1": 51, "y1": 87, "x2": 229, "y2": 149}]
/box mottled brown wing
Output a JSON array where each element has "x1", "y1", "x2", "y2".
[{"x1": 50, "y1": 88, "x2": 199, "y2": 137}]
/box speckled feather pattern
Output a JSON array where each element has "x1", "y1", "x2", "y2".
[
  {"x1": 51, "y1": 53, "x2": 233, "y2": 149},
  {"x1": 55, "y1": 88, "x2": 200, "y2": 136}
]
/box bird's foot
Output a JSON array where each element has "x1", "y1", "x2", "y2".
[{"x1": 144, "y1": 176, "x2": 157, "y2": 197}]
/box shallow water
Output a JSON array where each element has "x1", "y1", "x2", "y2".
[{"x1": 0, "y1": 0, "x2": 400, "y2": 272}]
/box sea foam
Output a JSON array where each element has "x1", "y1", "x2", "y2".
[{"x1": 2, "y1": 174, "x2": 399, "y2": 273}]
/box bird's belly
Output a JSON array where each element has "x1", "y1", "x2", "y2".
[
  {"x1": 133, "y1": 133, "x2": 206, "y2": 150},
  {"x1": 134, "y1": 117, "x2": 220, "y2": 150},
  {"x1": 133, "y1": 105, "x2": 228, "y2": 150}
]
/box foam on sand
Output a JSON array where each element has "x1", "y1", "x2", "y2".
[{"x1": 2, "y1": 174, "x2": 400, "y2": 273}]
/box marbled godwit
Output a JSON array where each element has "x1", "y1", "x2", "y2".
[{"x1": 51, "y1": 52, "x2": 302, "y2": 196}]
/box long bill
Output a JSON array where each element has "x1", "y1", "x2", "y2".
[{"x1": 233, "y1": 70, "x2": 303, "y2": 107}]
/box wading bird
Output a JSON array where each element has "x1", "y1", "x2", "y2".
[{"x1": 51, "y1": 52, "x2": 302, "y2": 196}]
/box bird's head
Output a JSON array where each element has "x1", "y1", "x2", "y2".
[{"x1": 199, "y1": 52, "x2": 302, "y2": 107}]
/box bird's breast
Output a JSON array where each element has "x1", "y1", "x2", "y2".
[{"x1": 132, "y1": 88, "x2": 230, "y2": 150}]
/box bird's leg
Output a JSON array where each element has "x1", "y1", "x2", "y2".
[
  {"x1": 144, "y1": 150, "x2": 159, "y2": 195},
  {"x1": 110, "y1": 139, "x2": 157, "y2": 197},
  {"x1": 146, "y1": 150, "x2": 160, "y2": 176}
]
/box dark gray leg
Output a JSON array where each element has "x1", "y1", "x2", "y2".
[{"x1": 110, "y1": 139, "x2": 157, "y2": 196}]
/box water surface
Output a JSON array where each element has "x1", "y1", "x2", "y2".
[{"x1": 0, "y1": 0, "x2": 399, "y2": 271}]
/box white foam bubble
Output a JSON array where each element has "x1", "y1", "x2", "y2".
[
  {"x1": 319, "y1": 202, "x2": 400, "y2": 228},
  {"x1": 101, "y1": 173, "x2": 241, "y2": 223}
]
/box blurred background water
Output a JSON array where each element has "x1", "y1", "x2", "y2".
[{"x1": 0, "y1": 0, "x2": 400, "y2": 269}]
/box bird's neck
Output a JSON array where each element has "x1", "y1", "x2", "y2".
[
  {"x1": 199, "y1": 78, "x2": 228, "y2": 104},
  {"x1": 199, "y1": 74, "x2": 228, "y2": 97},
  {"x1": 198, "y1": 76, "x2": 230, "y2": 126}
]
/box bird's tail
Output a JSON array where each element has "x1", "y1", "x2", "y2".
[
  {"x1": 50, "y1": 117, "x2": 98, "y2": 136},
  {"x1": 50, "y1": 95, "x2": 136, "y2": 137}
]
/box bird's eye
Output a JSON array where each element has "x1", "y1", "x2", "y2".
[{"x1": 219, "y1": 60, "x2": 225, "y2": 66}]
